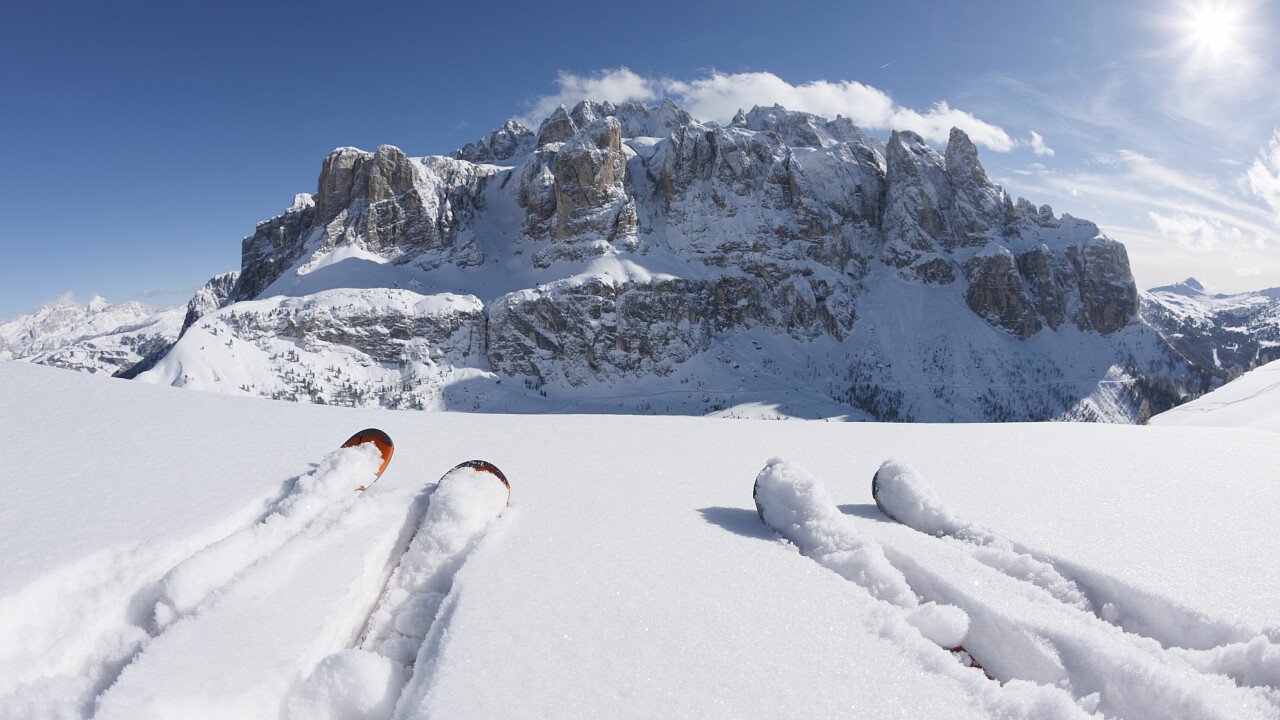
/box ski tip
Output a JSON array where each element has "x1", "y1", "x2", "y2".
[
  {"x1": 452, "y1": 459, "x2": 510, "y2": 490},
  {"x1": 871, "y1": 464, "x2": 901, "y2": 525},
  {"x1": 451, "y1": 460, "x2": 511, "y2": 504},
  {"x1": 342, "y1": 428, "x2": 395, "y2": 478},
  {"x1": 949, "y1": 646, "x2": 994, "y2": 681}
]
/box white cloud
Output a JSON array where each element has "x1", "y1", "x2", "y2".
[
  {"x1": 43, "y1": 290, "x2": 83, "y2": 308},
  {"x1": 1029, "y1": 131, "x2": 1055, "y2": 157},
  {"x1": 1245, "y1": 129, "x2": 1280, "y2": 218},
  {"x1": 521, "y1": 68, "x2": 659, "y2": 125},
  {"x1": 1235, "y1": 266, "x2": 1262, "y2": 277},
  {"x1": 1149, "y1": 211, "x2": 1243, "y2": 253},
  {"x1": 520, "y1": 68, "x2": 1019, "y2": 152}
]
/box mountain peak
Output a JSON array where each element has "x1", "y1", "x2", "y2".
[{"x1": 1150, "y1": 277, "x2": 1209, "y2": 296}]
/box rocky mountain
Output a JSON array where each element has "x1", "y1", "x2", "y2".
[
  {"x1": 0, "y1": 296, "x2": 184, "y2": 377},
  {"x1": 1141, "y1": 278, "x2": 1280, "y2": 382},
  {"x1": 1, "y1": 272, "x2": 243, "y2": 379},
  {"x1": 137, "y1": 99, "x2": 1203, "y2": 421}
]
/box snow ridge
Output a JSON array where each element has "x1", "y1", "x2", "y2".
[{"x1": 1150, "y1": 357, "x2": 1280, "y2": 432}]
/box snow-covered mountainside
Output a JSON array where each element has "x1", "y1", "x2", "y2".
[
  {"x1": 1150, "y1": 357, "x2": 1280, "y2": 432},
  {"x1": 5, "y1": 362, "x2": 1280, "y2": 719},
  {"x1": 0, "y1": 295, "x2": 183, "y2": 376},
  {"x1": 1141, "y1": 278, "x2": 1280, "y2": 381},
  {"x1": 0, "y1": 272, "x2": 241, "y2": 378},
  {"x1": 140, "y1": 99, "x2": 1201, "y2": 421}
]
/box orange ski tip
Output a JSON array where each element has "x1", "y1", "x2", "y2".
[
  {"x1": 451, "y1": 460, "x2": 511, "y2": 504},
  {"x1": 949, "y1": 646, "x2": 994, "y2": 681},
  {"x1": 355, "y1": 485, "x2": 367, "y2": 492},
  {"x1": 342, "y1": 429, "x2": 394, "y2": 478}
]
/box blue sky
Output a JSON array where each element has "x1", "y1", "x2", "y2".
[{"x1": 2, "y1": 0, "x2": 1278, "y2": 318}]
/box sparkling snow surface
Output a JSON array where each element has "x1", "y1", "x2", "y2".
[
  {"x1": 2, "y1": 362, "x2": 1279, "y2": 719},
  {"x1": 1151, "y1": 358, "x2": 1280, "y2": 433}
]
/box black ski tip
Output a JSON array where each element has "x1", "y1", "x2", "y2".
[
  {"x1": 871, "y1": 465, "x2": 901, "y2": 524},
  {"x1": 452, "y1": 459, "x2": 510, "y2": 490},
  {"x1": 752, "y1": 477, "x2": 766, "y2": 525}
]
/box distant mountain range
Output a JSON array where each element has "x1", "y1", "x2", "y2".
[
  {"x1": 1142, "y1": 277, "x2": 1280, "y2": 380},
  {"x1": 0, "y1": 295, "x2": 182, "y2": 377},
  {"x1": 5, "y1": 100, "x2": 1277, "y2": 421}
]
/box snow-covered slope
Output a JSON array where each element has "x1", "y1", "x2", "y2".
[
  {"x1": 139, "y1": 99, "x2": 1202, "y2": 422},
  {"x1": 1150, "y1": 357, "x2": 1280, "y2": 432},
  {"x1": 0, "y1": 296, "x2": 183, "y2": 376},
  {"x1": 5, "y1": 363, "x2": 1279, "y2": 719}
]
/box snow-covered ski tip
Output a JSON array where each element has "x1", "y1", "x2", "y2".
[
  {"x1": 152, "y1": 434, "x2": 393, "y2": 631},
  {"x1": 343, "y1": 428, "x2": 395, "y2": 491},
  {"x1": 752, "y1": 460, "x2": 974, "y2": 652},
  {"x1": 753, "y1": 457, "x2": 1280, "y2": 720},
  {"x1": 288, "y1": 459, "x2": 511, "y2": 719}
]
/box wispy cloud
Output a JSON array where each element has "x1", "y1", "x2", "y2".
[
  {"x1": 1040, "y1": 150, "x2": 1277, "y2": 243},
  {"x1": 1148, "y1": 211, "x2": 1242, "y2": 253},
  {"x1": 1245, "y1": 128, "x2": 1280, "y2": 218},
  {"x1": 520, "y1": 68, "x2": 1026, "y2": 152},
  {"x1": 1029, "y1": 131, "x2": 1055, "y2": 157},
  {"x1": 42, "y1": 290, "x2": 84, "y2": 308},
  {"x1": 131, "y1": 287, "x2": 179, "y2": 299}
]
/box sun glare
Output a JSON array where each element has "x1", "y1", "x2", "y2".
[{"x1": 1182, "y1": 2, "x2": 1243, "y2": 59}]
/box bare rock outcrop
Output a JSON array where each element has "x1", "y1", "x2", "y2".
[{"x1": 453, "y1": 119, "x2": 534, "y2": 163}]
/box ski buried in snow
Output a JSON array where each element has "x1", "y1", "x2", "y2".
[
  {"x1": 342, "y1": 428, "x2": 395, "y2": 491},
  {"x1": 869, "y1": 462, "x2": 992, "y2": 679},
  {"x1": 353, "y1": 457, "x2": 511, "y2": 666}
]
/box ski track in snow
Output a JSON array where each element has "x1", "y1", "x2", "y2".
[
  {"x1": 285, "y1": 463, "x2": 511, "y2": 720},
  {"x1": 873, "y1": 460, "x2": 1280, "y2": 689},
  {"x1": 754, "y1": 458, "x2": 1280, "y2": 720},
  {"x1": 0, "y1": 444, "x2": 384, "y2": 720},
  {"x1": 0, "y1": 433, "x2": 509, "y2": 720},
  {"x1": 149, "y1": 444, "x2": 381, "y2": 631}
]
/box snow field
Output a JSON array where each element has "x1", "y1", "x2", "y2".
[
  {"x1": 5, "y1": 363, "x2": 1280, "y2": 719},
  {"x1": 1151, "y1": 357, "x2": 1280, "y2": 432},
  {"x1": 875, "y1": 460, "x2": 1091, "y2": 610}
]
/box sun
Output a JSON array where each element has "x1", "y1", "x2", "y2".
[{"x1": 1182, "y1": 2, "x2": 1244, "y2": 59}]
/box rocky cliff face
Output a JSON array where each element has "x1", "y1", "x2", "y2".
[
  {"x1": 183, "y1": 271, "x2": 240, "y2": 333},
  {"x1": 139, "y1": 99, "x2": 1200, "y2": 422}
]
